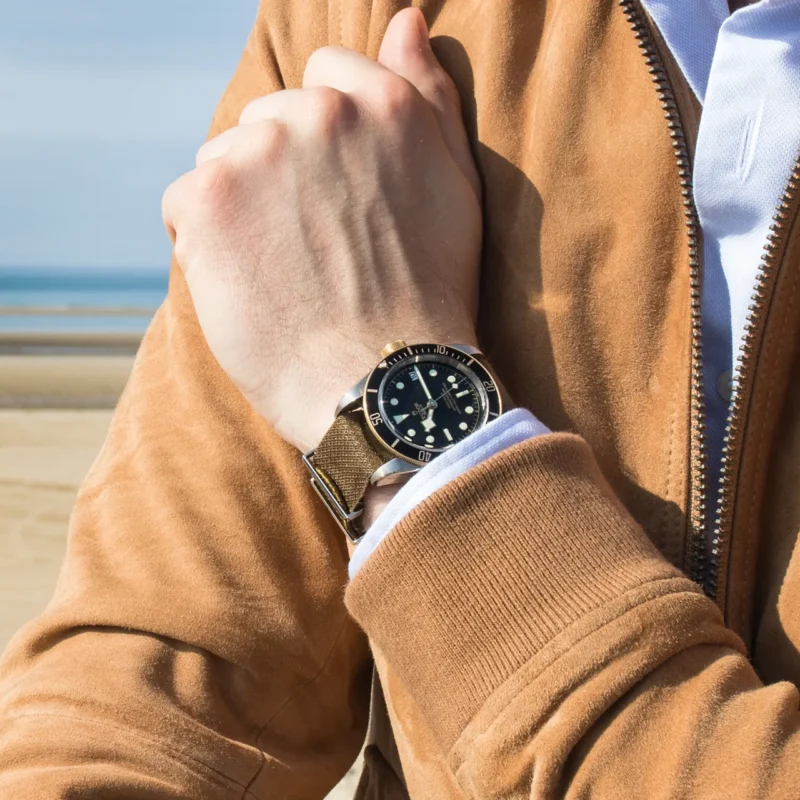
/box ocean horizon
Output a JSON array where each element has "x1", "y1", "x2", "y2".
[{"x1": 0, "y1": 266, "x2": 169, "y2": 334}]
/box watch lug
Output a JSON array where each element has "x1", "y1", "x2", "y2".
[
  {"x1": 335, "y1": 375, "x2": 368, "y2": 417},
  {"x1": 370, "y1": 458, "x2": 420, "y2": 487}
]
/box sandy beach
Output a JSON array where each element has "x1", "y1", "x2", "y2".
[
  {"x1": 0, "y1": 333, "x2": 134, "y2": 651},
  {"x1": 0, "y1": 408, "x2": 112, "y2": 646},
  {"x1": 0, "y1": 340, "x2": 361, "y2": 796}
]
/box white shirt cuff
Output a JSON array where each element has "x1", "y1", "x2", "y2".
[{"x1": 348, "y1": 408, "x2": 550, "y2": 577}]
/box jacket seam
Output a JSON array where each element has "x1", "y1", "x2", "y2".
[
  {"x1": 660, "y1": 402, "x2": 680, "y2": 564},
  {"x1": 241, "y1": 610, "x2": 356, "y2": 799},
  {"x1": 6, "y1": 710, "x2": 255, "y2": 793},
  {"x1": 335, "y1": 0, "x2": 344, "y2": 48}
]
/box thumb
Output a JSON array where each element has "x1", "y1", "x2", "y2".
[{"x1": 378, "y1": 8, "x2": 480, "y2": 200}]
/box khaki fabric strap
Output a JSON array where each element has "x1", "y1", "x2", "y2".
[{"x1": 313, "y1": 412, "x2": 390, "y2": 513}]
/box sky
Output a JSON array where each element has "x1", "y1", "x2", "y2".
[{"x1": 0, "y1": 0, "x2": 259, "y2": 270}]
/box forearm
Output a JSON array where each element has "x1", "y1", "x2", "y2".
[
  {"x1": 0, "y1": 283, "x2": 370, "y2": 797},
  {"x1": 0, "y1": 3, "x2": 372, "y2": 794},
  {"x1": 346, "y1": 433, "x2": 800, "y2": 797}
]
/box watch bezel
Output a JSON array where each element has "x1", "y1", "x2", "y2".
[{"x1": 362, "y1": 343, "x2": 502, "y2": 466}]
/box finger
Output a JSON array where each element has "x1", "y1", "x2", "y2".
[
  {"x1": 199, "y1": 89, "x2": 358, "y2": 167},
  {"x1": 303, "y1": 45, "x2": 392, "y2": 96},
  {"x1": 196, "y1": 126, "x2": 246, "y2": 165},
  {"x1": 238, "y1": 88, "x2": 307, "y2": 125},
  {"x1": 197, "y1": 121, "x2": 289, "y2": 173},
  {"x1": 195, "y1": 92, "x2": 300, "y2": 165},
  {"x1": 161, "y1": 171, "x2": 195, "y2": 249},
  {"x1": 378, "y1": 8, "x2": 480, "y2": 198}
]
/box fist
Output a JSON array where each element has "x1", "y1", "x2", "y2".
[{"x1": 162, "y1": 9, "x2": 482, "y2": 452}]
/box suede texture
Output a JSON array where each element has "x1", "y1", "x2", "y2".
[{"x1": 1, "y1": 1, "x2": 799, "y2": 798}]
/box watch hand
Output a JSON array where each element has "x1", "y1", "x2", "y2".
[
  {"x1": 421, "y1": 408, "x2": 437, "y2": 432},
  {"x1": 433, "y1": 384, "x2": 457, "y2": 403},
  {"x1": 415, "y1": 365, "x2": 433, "y2": 400}
]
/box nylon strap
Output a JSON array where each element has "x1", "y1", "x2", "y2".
[{"x1": 313, "y1": 412, "x2": 391, "y2": 513}]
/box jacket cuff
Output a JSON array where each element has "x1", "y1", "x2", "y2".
[
  {"x1": 345, "y1": 433, "x2": 707, "y2": 750},
  {"x1": 349, "y1": 408, "x2": 549, "y2": 576}
]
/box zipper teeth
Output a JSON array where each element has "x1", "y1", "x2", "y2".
[
  {"x1": 619, "y1": 0, "x2": 710, "y2": 588},
  {"x1": 707, "y1": 158, "x2": 800, "y2": 602}
]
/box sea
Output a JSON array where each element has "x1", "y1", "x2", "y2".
[{"x1": 0, "y1": 266, "x2": 169, "y2": 334}]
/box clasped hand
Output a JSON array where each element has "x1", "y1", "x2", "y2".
[{"x1": 163, "y1": 9, "x2": 482, "y2": 452}]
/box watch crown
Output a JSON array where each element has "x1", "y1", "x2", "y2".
[{"x1": 380, "y1": 340, "x2": 407, "y2": 358}]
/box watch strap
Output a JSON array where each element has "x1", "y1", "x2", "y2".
[
  {"x1": 310, "y1": 411, "x2": 390, "y2": 520},
  {"x1": 304, "y1": 343, "x2": 508, "y2": 542}
]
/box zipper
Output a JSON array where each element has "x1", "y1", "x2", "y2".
[
  {"x1": 707, "y1": 162, "x2": 800, "y2": 605},
  {"x1": 618, "y1": 0, "x2": 710, "y2": 590},
  {"x1": 620, "y1": 0, "x2": 800, "y2": 604}
]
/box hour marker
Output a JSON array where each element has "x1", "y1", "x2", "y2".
[
  {"x1": 424, "y1": 444, "x2": 434, "y2": 448},
  {"x1": 396, "y1": 382, "x2": 404, "y2": 390},
  {"x1": 390, "y1": 398, "x2": 399, "y2": 406},
  {"x1": 459, "y1": 422, "x2": 468, "y2": 431},
  {"x1": 464, "y1": 406, "x2": 474, "y2": 415},
  {"x1": 394, "y1": 414, "x2": 409, "y2": 424},
  {"x1": 407, "y1": 428, "x2": 416, "y2": 437},
  {"x1": 456, "y1": 390, "x2": 469, "y2": 398},
  {"x1": 447, "y1": 375, "x2": 457, "y2": 383},
  {"x1": 444, "y1": 428, "x2": 453, "y2": 442},
  {"x1": 426, "y1": 435, "x2": 435, "y2": 444},
  {"x1": 429, "y1": 369, "x2": 438, "y2": 377}
]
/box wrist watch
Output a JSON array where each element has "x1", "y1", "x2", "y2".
[{"x1": 303, "y1": 340, "x2": 506, "y2": 542}]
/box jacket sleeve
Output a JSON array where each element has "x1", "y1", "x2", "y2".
[
  {"x1": 345, "y1": 433, "x2": 800, "y2": 799},
  {"x1": 0, "y1": 3, "x2": 372, "y2": 798}
]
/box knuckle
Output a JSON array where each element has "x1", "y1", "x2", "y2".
[
  {"x1": 428, "y1": 70, "x2": 460, "y2": 109},
  {"x1": 239, "y1": 96, "x2": 264, "y2": 125},
  {"x1": 194, "y1": 138, "x2": 217, "y2": 165},
  {"x1": 173, "y1": 230, "x2": 191, "y2": 267},
  {"x1": 162, "y1": 174, "x2": 191, "y2": 234},
  {"x1": 305, "y1": 45, "x2": 337, "y2": 75},
  {"x1": 161, "y1": 180, "x2": 178, "y2": 222},
  {"x1": 376, "y1": 76, "x2": 421, "y2": 121},
  {"x1": 195, "y1": 159, "x2": 237, "y2": 208},
  {"x1": 251, "y1": 118, "x2": 285, "y2": 159},
  {"x1": 307, "y1": 87, "x2": 358, "y2": 134}
]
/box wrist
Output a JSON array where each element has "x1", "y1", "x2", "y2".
[
  {"x1": 300, "y1": 330, "x2": 480, "y2": 451},
  {"x1": 305, "y1": 338, "x2": 507, "y2": 545},
  {"x1": 362, "y1": 483, "x2": 403, "y2": 529}
]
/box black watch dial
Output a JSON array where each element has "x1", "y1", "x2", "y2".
[
  {"x1": 363, "y1": 344, "x2": 502, "y2": 465},
  {"x1": 381, "y1": 362, "x2": 483, "y2": 450}
]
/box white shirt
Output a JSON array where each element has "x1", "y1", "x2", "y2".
[{"x1": 351, "y1": 0, "x2": 800, "y2": 577}]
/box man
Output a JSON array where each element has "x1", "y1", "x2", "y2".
[{"x1": 1, "y1": 1, "x2": 799, "y2": 797}]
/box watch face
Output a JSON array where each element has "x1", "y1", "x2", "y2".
[{"x1": 363, "y1": 344, "x2": 502, "y2": 465}]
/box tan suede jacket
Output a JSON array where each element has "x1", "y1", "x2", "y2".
[{"x1": 2, "y1": 1, "x2": 800, "y2": 798}]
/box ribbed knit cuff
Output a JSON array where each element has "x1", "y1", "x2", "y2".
[
  {"x1": 345, "y1": 433, "x2": 703, "y2": 749},
  {"x1": 350, "y1": 408, "x2": 549, "y2": 577}
]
